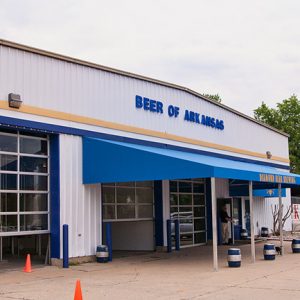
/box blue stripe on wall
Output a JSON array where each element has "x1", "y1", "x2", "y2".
[
  {"x1": 206, "y1": 179, "x2": 212, "y2": 241},
  {"x1": 0, "y1": 115, "x2": 290, "y2": 170},
  {"x1": 50, "y1": 135, "x2": 60, "y2": 259},
  {"x1": 154, "y1": 181, "x2": 164, "y2": 247}
]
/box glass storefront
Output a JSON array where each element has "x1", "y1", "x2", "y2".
[
  {"x1": 102, "y1": 181, "x2": 154, "y2": 221},
  {"x1": 0, "y1": 130, "x2": 49, "y2": 234},
  {"x1": 170, "y1": 179, "x2": 207, "y2": 247}
]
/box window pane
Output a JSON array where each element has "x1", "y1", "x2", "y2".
[
  {"x1": 20, "y1": 194, "x2": 48, "y2": 211},
  {"x1": 180, "y1": 219, "x2": 193, "y2": 233},
  {"x1": 194, "y1": 206, "x2": 206, "y2": 217},
  {"x1": 20, "y1": 214, "x2": 48, "y2": 231},
  {"x1": 170, "y1": 194, "x2": 178, "y2": 206},
  {"x1": 194, "y1": 218, "x2": 206, "y2": 231},
  {"x1": 0, "y1": 174, "x2": 17, "y2": 190},
  {"x1": 0, "y1": 154, "x2": 17, "y2": 171},
  {"x1": 116, "y1": 188, "x2": 135, "y2": 204},
  {"x1": 0, "y1": 215, "x2": 17, "y2": 232},
  {"x1": 193, "y1": 183, "x2": 204, "y2": 193},
  {"x1": 136, "y1": 188, "x2": 153, "y2": 204},
  {"x1": 194, "y1": 232, "x2": 206, "y2": 244},
  {"x1": 179, "y1": 194, "x2": 192, "y2": 206},
  {"x1": 0, "y1": 193, "x2": 17, "y2": 212},
  {"x1": 103, "y1": 205, "x2": 115, "y2": 219},
  {"x1": 117, "y1": 205, "x2": 135, "y2": 219},
  {"x1": 102, "y1": 187, "x2": 115, "y2": 203},
  {"x1": 170, "y1": 207, "x2": 178, "y2": 216},
  {"x1": 137, "y1": 205, "x2": 153, "y2": 218},
  {"x1": 179, "y1": 182, "x2": 192, "y2": 193},
  {"x1": 20, "y1": 137, "x2": 48, "y2": 155},
  {"x1": 179, "y1": 207, "x2": 193, "y2": 214},
  {"x1": 180, "y1": 233, "x2": 193, "y2": 246},
  {"x1": 0, "y1": 134, "x2": 17, "y2": 152},
  {"x1": 20, "y1": 156, "x2": 48, "y2": 173},
  {"x1": 194, "y1": 194, "x2": 205, "y2": 206},
  {"x1": 170, "y1": 181, "x2": 177, "y2": 192},
  {"x1": 116, "y1": 182, "x2": 135, "y2": 187},
  {"x1": 136, "y1": 181, "x2": 153, "y2": 187},
  {"x1": 20, "y1": 175, "x2": 48, "y2": 191}
]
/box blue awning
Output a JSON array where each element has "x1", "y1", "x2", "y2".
[{"x1": 82, "y1": 137, "x2": 300, "y2": 186}]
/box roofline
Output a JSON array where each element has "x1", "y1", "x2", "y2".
[{"x1": 0, "y1": 38, "x2": 289, "y2": 138}]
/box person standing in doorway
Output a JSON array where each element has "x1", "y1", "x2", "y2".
[{"x1": 220, "y1": 205, "x2": 232, "y2": 245}]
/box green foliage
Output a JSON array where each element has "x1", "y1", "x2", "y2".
[
  {"x1": 254, "y1": 95, "x2": 300, "y2": 173},
  {"x1": 202, "y1": 94, "x2": 222, "y2": 103}
]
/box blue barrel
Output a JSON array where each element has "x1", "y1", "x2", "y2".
[
  {"x1": 227, "y1": 248, "x2": 241, "y2": 268},
  {"x1": 263, "y1": 243, "x2": 276, "y2": 260},
  {"x1": 261, "y1": 227, "x2": 269, "y2": 237},
  {"x1": 96, "y1": 245, "x2": 109, "y2": 263},
  {"x1": 241, "y1": 229, "x2": 248, "y2": 240},
  {"x1": 292, "y1": 239, "x2": 300, "y2": 253}
]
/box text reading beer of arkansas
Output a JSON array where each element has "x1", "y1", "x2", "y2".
[
  {"x1": 135, "y1": 95, "x2": 225, "y2": 131},
  {"x1": 259, "y1": 173, "x2": 296, "y2": 184}
]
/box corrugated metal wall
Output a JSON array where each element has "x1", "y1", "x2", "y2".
[
  {"x1": 253, "y1": 192, "x2": 292, "y2": 235},
  {"x1": 59, "y1": 134, "x2": 102, "y2": 258},
  {"x1": 0, "y1": 44, "x2": 289, "y2": 164}
]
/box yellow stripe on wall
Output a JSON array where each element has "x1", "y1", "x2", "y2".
[{"x1": 0, "y1": 101, "x2": 289, "y2": 164}]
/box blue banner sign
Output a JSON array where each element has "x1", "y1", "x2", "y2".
[{"x1": 135, "y1": 95, "x2": 225, "y2": 131}]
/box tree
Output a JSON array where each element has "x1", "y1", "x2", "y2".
[
  {"x1": 254, "y1": 95, "x2": 300, "y2": 173},
  {"x1": 202, "y1": 94, "x2": 222, "y2": 103}
]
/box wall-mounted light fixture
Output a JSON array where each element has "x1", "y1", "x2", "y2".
[
  {"x1": 266, "y1": 151, "x2": 272, "y2": 159},
  {"x1": 8, "y1": 93, "x2": 22, "y2": 109}
]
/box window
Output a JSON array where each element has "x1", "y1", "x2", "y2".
[
  {"x1": 102, "y1": 181, "x2": 154, "y2": 221},
  {"x1": 0, "y1": 131, "x2": 49, "y2": 234},
  {"x1": 170, "y1": 179, "x2": 206, "y2": 247}
]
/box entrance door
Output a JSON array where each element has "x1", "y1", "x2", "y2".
[{"x1": 217, "y1": 198, "x2": 233, "y2": 244}]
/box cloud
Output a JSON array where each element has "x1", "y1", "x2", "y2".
[{"x1": 0, "y1": 0, "x2": 300, "y2": 115}]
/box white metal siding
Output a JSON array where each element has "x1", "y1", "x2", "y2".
[
  {"x1": 0, "y1": 45, "x2": 289, "y2": 164},
  {"x1": 59, "y1": 134, "x2": 101, "y2": 258},
  {"x1": 253, "y1": 190, "x2": 292, "y2": 235}
]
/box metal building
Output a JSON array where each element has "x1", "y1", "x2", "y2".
[{"x1": 0, "y1": 39, "x2": 299, "y2": 269}]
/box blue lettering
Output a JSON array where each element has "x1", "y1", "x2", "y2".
[
  {"x1": 135, "y1": 95, "x2": 143, "y2": 108},
  {"x1": 216, "y1": 119, "x2": 220, "y2": 129},
  {"x1": 210, "y1": 118, "x2": 216, "y2": 128},
  {"x1": 174, "y1": 106, "x2": 180, "y2": 118},
  {"x1": 190, "y1": 111, "x2": 195, "y2": 122},
  {"x1": 184, "y1": 110, "x2": 190, "y2": 121},
  {"x1": 205, "y1": 116, "x2": 211, "y2": 126},
  {"x1": 144, "y1": 98, "x2": 150, "y2": 110},
  {"x1": 149, "y1": 100, "x2": 156, "y2": 112},
  {"x1": 195, "y1": 113, "x2": 200, "y2": 124},
  {"x1": 201, "y1": 115, "x2": 206, "y2": 125},
  {"x1": 168, "y1": 105, "x2": 175, "y2": 117},
  {"x1": 219, "y1": 120, "x2": 224, "y2": 130},
  {"x1": 157, "y1": 101, "x2": 163, "y2": 114}
]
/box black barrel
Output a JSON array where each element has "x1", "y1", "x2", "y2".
[
  {"x1": 292, "y1": 239, "x2": 300, "y2": 253},
  {"x1": 96, "y1": 245, "x2": 109, "y2": 263},
  {"x1": 261, "y1": 227, "x2": 269, "y2": 237},
  {"x1": 227, "y1": 248, "x2": 241, "y2": 268},
  {"x1": 263, "y1": 243, "x2": 276, "y2": 260}
]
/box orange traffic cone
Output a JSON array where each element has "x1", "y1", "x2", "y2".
[
  {"x1": 23, "y1": 254, "x2": 32, "y2": 273},
  {"x1": 74, "y1": 280, "x2": 83, "y2": 300}
]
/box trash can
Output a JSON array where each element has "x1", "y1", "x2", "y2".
[
  {"x1": 96, "y1": 245, "x2": 109, "y2": 263},
  {"x1": 227, "y1": 248, "x2": 241, "y2": 268},
  {"x1": 261, "y1": 227, "x2": 269, "y2": 237},
  {"x1": 263, "y1": 243, "x2": 276, "y2": 260},
  {"x1": 292, "y1": 239, "x2": 300, "y2": 253}
]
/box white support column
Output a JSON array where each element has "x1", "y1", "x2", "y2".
[
  {"x1": 211, "y1": 177, "x2": 218, "y2": 271},
  {"x1": 249, "y1": 181, "x2": 255, "y2": 263},
  {"x1": 278, "y1": 183, "x2": 283, "y2": 255}
]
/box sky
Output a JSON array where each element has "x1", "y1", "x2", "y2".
[{"x1": 1, "y1": 0, "x2": 300, "y2": 117}]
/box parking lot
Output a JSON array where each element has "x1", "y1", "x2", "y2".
[{"x1": 1, "y1": 241, "x2": 300, "y2": 299}]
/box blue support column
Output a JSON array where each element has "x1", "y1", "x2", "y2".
[
  {"x1": 105, "y1": 222, "x2": 112, "y2": 261},
  {"x1": 175, "y1": 219, "x2": 180, "y2": 251},
  {"x1": 62, "y1": 224, "x2": 69, "y2": 268},
  {"x1": 167, "y1": 219, "x2": 172, "y2": 253}
]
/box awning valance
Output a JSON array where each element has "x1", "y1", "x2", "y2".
[{"x1": 82, "y1": 137, "x2": 300, "y2": 186}]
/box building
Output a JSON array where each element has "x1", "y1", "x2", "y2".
[{"x1": 0, "y1": 39, "x2": 299, "y2": 268}]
